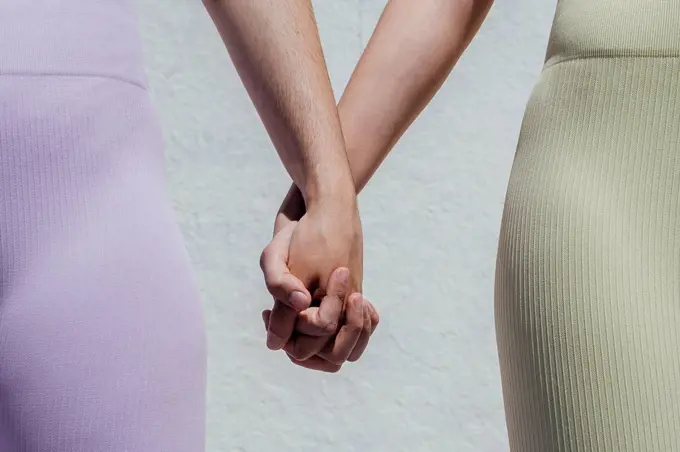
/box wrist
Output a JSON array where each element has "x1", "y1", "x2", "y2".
[
  {"x1": 337, "y1": 101, "x2": 376, "y2": 194},
  {"x1": 302, "y1": 165, "x2": 357, "y2": 211}
]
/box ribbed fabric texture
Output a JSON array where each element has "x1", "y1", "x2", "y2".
[
  {"x1": 0, "y1": 0, "x2": 148, "y2": 88},
  {"x1": 495, "y1": 1, "x2": 680, "y2": 451},
  {"x1": 0, "y1": 3, "x2": 206, "y2": 451}
]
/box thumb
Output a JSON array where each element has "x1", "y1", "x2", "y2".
[
  {"x1": 274, "y1": 210, "x2": 296, "y2": 237},
  {"x1": 325, "y1": 266, "x2": 350, "y2": 304},
  {"x1": 301, "y1": 267, "x2": 350, "y2": 335},
  {"x1": 259, "y1": 221, "x2": 311, "y2": 311}
]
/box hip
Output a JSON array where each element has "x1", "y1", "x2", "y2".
[
  {"x1": 545, "y1": 0, "x2": 680, "y2": 67},
  {"x1": 0, "y1": 76, "x2": 175, "y2": 289},
  {"x1": 0, "y1": 0, "x2": 148, "y2": 88}
]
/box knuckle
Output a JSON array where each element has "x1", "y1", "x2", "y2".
[
  {"x1": 258, "y1": 248, "x2": 269, "y2": 271},
  {"x1": 369, "y1": 309, "x2": 380, "y2": 329}
]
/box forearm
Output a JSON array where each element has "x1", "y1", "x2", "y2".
[
  {"x1": 203, "y1": 0, "x2": 354, "y2": 203},
  {"x1": 337, "y1": 0, "x2": 494, "y2": 193}
]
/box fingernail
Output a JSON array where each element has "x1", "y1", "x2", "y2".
[
  {"x1": 338, "y1": 268, "x2": 350, "y2": 285},
  {"x1": 267, "y1": 331, "x2": 284, "y2": 350},
  {"x1": 289, "y1": 291, "x2": 308, "y2": 311},
  {"x1": 353, "y1": 294, "x2": 363, "y2": 312}
]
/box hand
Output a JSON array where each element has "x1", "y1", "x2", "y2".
[
  {"x1": 260, "y1": 184, "x2": 363, "y2": 351},
  {"x1": 261, "y1": 267, "x2": 379, "y2": 372},
  {"x1": 286, "y1": 188, "x2": 363, "y2": 293}
]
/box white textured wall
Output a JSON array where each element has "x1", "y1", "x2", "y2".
[{"x1": 137, "y1": 1, "x2": 556, "y2": 451}]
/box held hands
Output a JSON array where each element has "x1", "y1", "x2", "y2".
[{"x1": 259, "y1": 184, "x2": 379, "y2": 372}]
